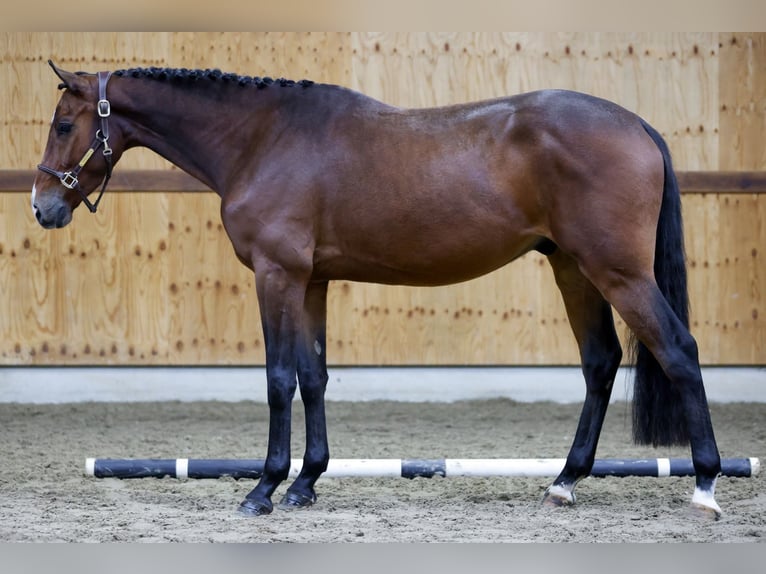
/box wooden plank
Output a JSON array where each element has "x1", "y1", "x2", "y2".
[
  {"x1": 2, "y1": 169, "x2": 210, "y2": 192},
  {"x1": 5, "y1": 169, "x2": 766, "y2": 193},
  {"x1": 683, "y1": 194, "x2": 765, "y2": 363},
  {"x1": 676, "y1": 171, "x2": 766, "y2": 193},
  {"x1": 719, "y1": 33, "x2": 766, "y2": 170}
]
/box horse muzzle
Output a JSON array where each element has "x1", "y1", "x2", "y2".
[{"x1": 32, "y1": 186, "x2": 73, "y2": 229}]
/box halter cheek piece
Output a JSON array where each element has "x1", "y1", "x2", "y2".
[{"x1": 37, "y1": 71, "x2": 113, "y2": 213}]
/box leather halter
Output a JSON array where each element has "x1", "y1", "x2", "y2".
[{"x1": 37, "y1": 71, "x2": 113, "y2": 213}]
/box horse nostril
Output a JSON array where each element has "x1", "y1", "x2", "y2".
[{"x1": 35, "y1": 209, "x2": 43, "y2": 223}]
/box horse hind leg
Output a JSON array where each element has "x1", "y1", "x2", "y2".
[
  {"x1": 540, "y1": 250, "x2": 623, "y2": 508},
  {"x1": 604, "y1": 276, "x2": 722, "y2": 518}
]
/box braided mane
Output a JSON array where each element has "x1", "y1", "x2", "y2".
[{"x1": 112, "y1": 67, "x2": 314, "y2": 89}]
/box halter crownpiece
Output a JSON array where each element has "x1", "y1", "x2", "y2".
[{"x1": 37, "y1": 70, "x2": 114, "y2": 213}]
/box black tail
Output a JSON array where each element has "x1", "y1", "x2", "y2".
[{"x1": 631, "y1": 120, "x2": 690, "y2": 447}]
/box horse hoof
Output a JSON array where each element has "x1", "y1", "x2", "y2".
[
  {"x1": 278, "y1": 491, "x2": 317, "y2": 510},
  {"x1": 237, "y1": 498, "x2": 273, "y2": 516},
  {"x1": 541, "y1": 485, "x2": 575, "y2": 508},
  {"x1": 688, "y1": 503, "x2": 722, "y2": 521},
  {"x1": 690, "y1": 486, "x2": 722, "y2": 520}
]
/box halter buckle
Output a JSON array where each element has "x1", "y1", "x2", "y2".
[
  {"x1": 61, "y1": 171, "x2": 78, "y2": 189},
  {"x1": 97, "y1": 99, "x2": 111, "y2": 117}
]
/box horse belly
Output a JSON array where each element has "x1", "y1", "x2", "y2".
[{"x1": 313, "y1": 217, "x2": 538, "y2": 286}]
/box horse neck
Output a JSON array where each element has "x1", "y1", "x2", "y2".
[{"x1": 112, "y1": 78, "x2": 281, "y2": 194}]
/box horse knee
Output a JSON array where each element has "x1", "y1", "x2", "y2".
[
  {"x1": 583, "y1": 346, "x2": 622, "y2": 380},
  {"x1": 662, "y1": 335, "x2": 701, "y2": 384},
  {"x1": 297, "y1": 370, "x2": 328, "y2": 403},
  {"x1": 581, "y1": 340, "x2": 622, "y2": 393},
  {"x1": 266, "y1": 369, "x2": 298, "y2": 410},
  {"x1": 264, "y1": 457, "x2": 293, "y2": 483},
  {"x1": 302, "y1": 450, "x2": 330, "y2": 476}
]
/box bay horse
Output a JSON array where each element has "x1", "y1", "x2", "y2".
[{"x1": 32, "y1": 61, "x2": 723, "y2": 518}]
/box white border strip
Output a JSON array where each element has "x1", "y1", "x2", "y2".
[{"x1": 1, "y1": 367, "x2": 763, "y2": 404}]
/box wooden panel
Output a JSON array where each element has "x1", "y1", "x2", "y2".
[
  {"x1": 164, "y1": 193, "x2": 263, "y2": 364},
  {"x1": 167, "y1": 32, "x2": 351, "y2": 84},
  {"x1": 1, "y1": 32, "x2": 725, "y2": 171},
  {"x1": 349, "y1": 32, "x2": 720, "y2": 170},
  {"x1": 684, "y1": 194, "x2": 764, "y2": 363},
  {"x1": 0, "y1": 32, "x2": 353, "y2": 172},
  {"x1": 0, "y1": 191, "x2": 263, "y2": 365},
  {"x1": 2, "y1": 31, "x2": 761, "y2": 173},
  {"x1": 7, "y1": 31, "x2": 763, "y2": 172},
  {"x1": 1, "y1": 32, "x2": 764, "y2": 366},
  {"x1": 325, "y1": 252, "x2": 578, "y2": 365},
  {"x1": 719, "y1": 33, "x2": 766, "y2": 170},
  {"x1": 1, "y1": 190, "x2": 763, "y2": 366},
  {"x1": 0, "y1": 192, "x2": 170, "y2": 363},
  {"x1": 1, "y1": 32, "x2": 173, "y2": 172}
]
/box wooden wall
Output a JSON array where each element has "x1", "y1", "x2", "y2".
[{"x1": 0, "y1": 32, "x2": 763, "y2": 365}]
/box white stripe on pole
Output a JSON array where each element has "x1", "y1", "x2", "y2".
[
  {"x1": 271, "y1": 458, "x2": 402, "y2": 478},
  {"x1": 656, "y1": 458, "x2": 671, "y2": 477},
  {"x1": 176, "y1": 458, "x2": 189, "y2": 480},
  {"x1": 446, "y1": 458, "x2": 567, "y2": 477},
  {"x1": 325, "y1": 458, "x2": 402, "y2": 477}
]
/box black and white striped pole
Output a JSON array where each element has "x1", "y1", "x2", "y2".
[{"x1": 85, "y1": 457, "x2": 760, "y2": 480}]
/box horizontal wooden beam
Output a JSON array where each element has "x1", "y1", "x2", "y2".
[
  {"x1": 676, "y1": 171, "x2": 766, "y2": 193},
  {"x1": 3, "y1": 169, "x2": 766, "y2": 193},
  {"x1": 1, "y1": 169, "x2": 210, "y2": 192}
]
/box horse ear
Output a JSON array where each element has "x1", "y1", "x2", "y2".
[{"x1": 48, "y1": 59, "x2": 89, "y2": 94}]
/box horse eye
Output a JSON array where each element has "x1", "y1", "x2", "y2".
[{"x1": 56, "y1": 122, "x2": 73, "y2": 135}]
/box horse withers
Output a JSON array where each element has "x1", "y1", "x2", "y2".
[{"x1": 32, "y1": 61, "x2": 723, "y2": 518}]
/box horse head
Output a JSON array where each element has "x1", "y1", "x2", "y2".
[{"x1": 32, "y1": 61, "x2": 121, "y2": 228}]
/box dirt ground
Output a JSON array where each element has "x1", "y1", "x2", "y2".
[{"x1": 1, "y1": 398, "x2": 763, "y2": 542}]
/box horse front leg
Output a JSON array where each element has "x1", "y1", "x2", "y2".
[
  {"x1": 238, "y1": 263, "x2": 309, "y2": 516},
  {"x1": 280, "y1": 280, "x2": 330, "y2": 509}
]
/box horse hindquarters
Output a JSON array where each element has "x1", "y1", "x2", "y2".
[
  {"x1": 631, "y1": 119, "x2": 695, "y2": 447},
  {"x1": 566, "y1": 121, "x2": 722, "y2": 517},
  {"x1": 630, "y1": 120, "x2": 722, "y2": 516}
]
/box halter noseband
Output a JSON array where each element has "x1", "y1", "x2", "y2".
[{"x1": 37, "y1": 70, "x2": 113, "y2": 213}]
